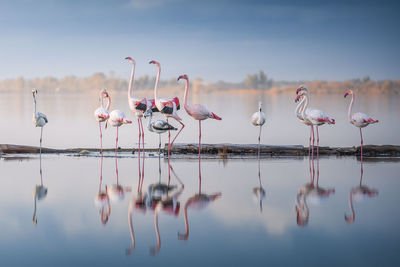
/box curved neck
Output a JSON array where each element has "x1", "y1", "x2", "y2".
[
  {"x1": 33, "y1": 94, "x2": 37, "y2": 115},
  {"x1": 183, "y1": 78, "x2": 190, "y2": 111},
  {"x1": 128, "y1": 63, "x2": 136, "y2": 99},
  {"x1": 348, "y1": 93, "x2": 354, "y2": 122},
  {"x1": 105, "y1": 96, "x2": 111, "y2": 111},
  {"x1": 295, "y1": 95, "x2": 307, "y2": 118},
  {"x1": 152, "y1": 208, "x2": 161, "y2": 254},
  {"x1": 153, "y1": 65, "x2": 161, "y2": 102},
  {"x1": 301, "y1": 94, "x2": 309, "y2": 119}
]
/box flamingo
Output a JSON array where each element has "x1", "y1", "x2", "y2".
[
  {"x1": 345, "y1": 162, "x2": 378, "y2": 224},
  {"x1": 295, "y1": 85, "x2": 314, "y2": 157},
  {"x1": 150, "y1": 61, "x2": 184, "y2": 157},
  {"x1": 144, "y1": 108, "x2": 177, "y2": 154},
  {"x1": 94, "y1": 89, "x2": 110, "y2": 155},
  {"x1": 126, "y1": 57, "x2": 157, "y2": 156},
  {"x1": 32, "y1": 89, "x2": 48, "y2": 154},
  {"x1": 344, "y1": 90, "x2": 379, "y2": 165},
  {"x1": 178, "y1": 74, "x2": 222, "y2": 160},
  {"x1": 105, "y1": 91, "x2": 132, "y2": 156},
  {"x1": 251, "y1": 101, "x2": 266, "y2": 159},
  {"x1": 295, "y1": 89, "x2": 335, "y2": 159},
  {"x1": 253, "y1": 141, "x2": 265, "y2": 212}
]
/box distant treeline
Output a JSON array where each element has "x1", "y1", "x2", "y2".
[{"x1": 0, "y1": 72, "x2": 399, "y2": 94}]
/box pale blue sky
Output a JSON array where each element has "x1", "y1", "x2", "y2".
[{"x1": 0, "y1": 0, "x2": 399, "y2": 82}]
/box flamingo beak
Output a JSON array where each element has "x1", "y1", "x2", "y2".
[
  {"x1": 296, "y1": 87, "x2": 302, "y2": 95},
  {"x1": 295, "y1": 94, "x2": 301, "y2": 103},
  {"x1": 149, "y1": 60, "x2": 158, "y2": 65},
  {"x1": 344, "y1": 91, "x2": 350, "y2": 98},
  {"x1": 177, "y1": 75, "x2": 184, "y2": 81}
]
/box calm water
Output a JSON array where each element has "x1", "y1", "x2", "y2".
[
  {"x1": 0, "y1": 91, "x2": 398, "y2": 149},
  {"x1": 0, "y1": 154, "x2": 399, "y2": 266},
  {"x1": 1, "y1": 91, "x2": 399, "y2": 266}
]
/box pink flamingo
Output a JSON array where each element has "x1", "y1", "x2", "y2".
[
  {"x1": 94, "y1": 89, "x2": 110, "y2": 155},
  {"x1": 105, "y1": 92, "x2": 132, "y2": 156},
  {"x1": 344, "y1": 90, "x2": 378, "y2": 166},
  {"x1": 126, "y1": 57, "x2": 157, "y2": 155},
  {"x1": 150, "y1": 61, "x2": 184, "y2": 157},
  {"x1": 178, "y1": 74, "x2": 222, "y2": 159},
  {"x1": 295, "y1": 85, "x2": 314, "y2": 157},
  {"x1": 295, "y1": 89, "x2": 335, "y2": 159}
]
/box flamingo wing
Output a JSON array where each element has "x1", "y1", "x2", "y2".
[{"x1": 153, "y1": 120, "x2": 177, "y2": 131}]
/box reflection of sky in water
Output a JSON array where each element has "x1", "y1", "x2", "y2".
[
  {"x1": 0, "y1": 155, "x2": 399, "y2": 266},
  {"x1": 0, "y1": 91, "x2": 398, "y2": 149}
]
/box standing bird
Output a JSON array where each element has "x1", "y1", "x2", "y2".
[
  {"x1": 295, "y1": 85, "x2": 314, "y2": 157},
  {"x1": 295, "y1": 89, "x2": 335, "y2": 158},
  {"x1": 251, "y1": 101, "x2": 266, "y2": 159},
  {"x1": 150, "y1": 60, "x2": 184, "y2": 157},
  {"x1": 32, "y1": 89, "x2": 48, "y2": 154},
  {"x1": 144, "y1": 108, "x2": 177, "y2": 154},
  {"x1": 178, "y1": 74, "x2": 221, "y2": 160},
  {"x1": 344, "y1": 90, "x2": 378, "y2": 166},
  {"x1": 105, "y1": 92, "x2": 132, "y2": 156},
  {"x1": 94, "y1": 89, "x2": 110, "y2": 155},
  {"x1": 126, "y1": 57, "x2": 157, "y2": 155}
]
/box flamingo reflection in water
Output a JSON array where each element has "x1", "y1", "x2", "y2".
[
  {"x1": 32, "y1": 153, "x2": 48, "y2": 225},
  {"x1": 94, "y1": 155, "x2": 111, "y2": 225},
  {"x1": 178, "y1": 159, "x2": 221, "y2": 241},
  {"x1": 295, "y1": 155, "x2": 335, "y2": 226},
  {"x1": 253, "y1": 148, "x2": 266, "y2": 212},
  {"x1": 344, "y1": 161, "x2": 378, "y2": 224}
]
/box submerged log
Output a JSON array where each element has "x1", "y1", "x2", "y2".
[{"x1": 0, "y1": 143, "x2": 400, "y2": 157}]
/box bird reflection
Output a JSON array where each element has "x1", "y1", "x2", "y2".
[
  {"x1": 253, "y1": 150, "x2": 265, "y2": 212},
  {"x1": 295, "y1": 155, "x2": 335, "y2": 227},
  {"x1": 344, "y1": 162, "x2": 378, "y2": 224},
  {"x1": 178, "y1": 158, "x2": 221, "y2": 241},
  {"x1": 149, "y1": 157, "x2": 184, "y2": 255},
  {"x1": 94, "y1": 155, "x2": 111, "y2": 225},
  {"x1": 108, "y1": 156, "x2": 131, "y2": 203},
  {"x1": 32, "y1": 153, "x2": 48, "y2": 225}
]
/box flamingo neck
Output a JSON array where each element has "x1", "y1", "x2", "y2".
[
  {"x1": 183, "y1": 78, "x2": 190, "y2": 112},
  {"x1": 295, "y1": 95, "x2": 307, "y2": 118},
  {"x1": 33, "y1": 95, "x2": 37, "y2": 115},
  {"x1": 153, "y1": 65, "x2": 161, "y2": 103},
  {"x1": 178, "y1": 202, "x2": 189, "y2": 240},
  {"x1": 32, "y1": 194, "x2": 37, "y2": 224},
  {"x1": 128, "y1": 63, "x2": 136, "y2": 99},
  {"x1": 154, "y1": 209, "x2": 161, "y2": 252},
  {"x1": 105, "y1": 96, "x2": 111, "y2": 111},
  {"x1": 348, "y1": 93, "x2": 354, "y2": 122},
  {"x1": 301, "y1": 94, "x2": 309, "y2": 120}
]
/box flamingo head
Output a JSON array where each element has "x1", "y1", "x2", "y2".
[
  {"x1": 149, "y1": 60, "x2": 160, "y2": 66},
  {"x1": 100, "y1": 89, "x2": 109, "y2": 98},
  {"x1": 32, "y1": 89, "x2": 38, "y2": 96},
  {"x1": 143, "y1": 108, "x2": 152, "y2": 118},
  {"x1": 258, "y1": 101, "x2": 262, "y2": 111},
  {"x1": 177, "y1": 74, "x2": 188, "y2": 81},
  {"x1": 295, "y1": 90, "x2": 306, "y2": 103},
  {"x1": 125, "y1": 57, "x2": 135, "y2": 64},
  {"x1": 344, "y1": 89, "x2": 354, "y2": 98},
  {"x1": 296, "y1": 84, "x2": 308, "y2": 95}
]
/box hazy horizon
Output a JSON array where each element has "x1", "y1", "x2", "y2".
[{"x1": 0, "y1": 0, "x2": 399, "y2": 83}]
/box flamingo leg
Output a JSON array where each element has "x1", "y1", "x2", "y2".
[
  {"x1": 360, "y1": 128, "x2": 363, "y2": 174},
  {"x1": 311, "y1": 125, "x2": 315, "y2": 184},
  {"x1": 199, "y1": 120, "x2": 202, "y2": 161},
  {"x1": 115, "y1": 126, "x2": 119, "y2": 157},
  {"x1": 167, "y1": 118, "x2": 171, "y2": 157},
  {"x1": 158, "y1": 134, "x2": 162, "y2": 155},
  {"x1": 316, "y1": 126, "x2": 320, "y2": 161},
  {"x1": 140, "y1": 118, "x2": 145, "y2": 185},
  {"x1": 137, "y1": 118, "x2": 141, "y2": 158},
  {"x1": 40, "y1": 127, "x2": 43, "y2": 155},
  {"x1": 309, "y1": 126, "x2": 312, "y2": 158},
  {"x1": 99, "y1": 121, "x2": 103, "y2": 156},
  {"x1": 258, "y1": 125, "x2": 262, "y2": 160},
  {"x1": 168, "y1": 119, "x2": 185, "y2": 150}
]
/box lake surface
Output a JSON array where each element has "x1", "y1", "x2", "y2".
[
  {"x1": 0, "y1": 154, "x2": 399, "y2": 266},
  {"x1": 0, "y1": 91, "x2": 398, "y2": 149},
  {"x1": 0, "y1": 91, "x2": 399, "y2": 266}
]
